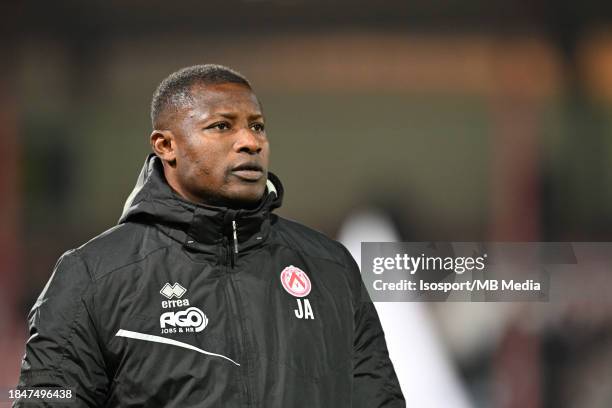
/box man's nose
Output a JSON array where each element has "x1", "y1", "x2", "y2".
[{"x1": 234, "y1": 127, "x2": 263, "y2": 154}]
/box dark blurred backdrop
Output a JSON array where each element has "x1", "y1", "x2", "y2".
[{"x1": 2, "y1": 1, "x2": 612, "y2": 407}]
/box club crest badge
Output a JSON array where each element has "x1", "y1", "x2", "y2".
[{"x1": 280, "y1": 265, "x2": 312, "y2": 297}]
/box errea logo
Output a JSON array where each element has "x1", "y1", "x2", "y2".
[
  {"x1": 160, "y1": 282, "x2": 187, "y2": 299},
  {"x1": 157, "y1": 282, "x2": 208, "y2": 334}
]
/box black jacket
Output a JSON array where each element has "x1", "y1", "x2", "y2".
[{"x1": 16, "y1": 154, "x2": 405, "y2": 407}]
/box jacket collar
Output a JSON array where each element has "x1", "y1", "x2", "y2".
[{"x1": 119, "y1": 154, "x2": 283, "y2": 252}]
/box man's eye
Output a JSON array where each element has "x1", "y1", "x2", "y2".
[
  {"x1": 206, "y1": 122, "x2": 230, "y2": 131},
  {"x1": 251, "y1": 123, "x2": 265, "y2": 132}
]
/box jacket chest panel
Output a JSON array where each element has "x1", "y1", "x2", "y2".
[
  {"x1": 230, "y1": 246, "x2": 354, "y2": 387},
  {"x1": 99, "y1": 244, "x2": 354, "y2": 404},
  {"x1": 100, "y1": 253, "x2": 243, "y2": 399}
]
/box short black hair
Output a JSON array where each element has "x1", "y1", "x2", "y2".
[{"x1": 151, "y1": 64, "x2": 251, "y2": 129}]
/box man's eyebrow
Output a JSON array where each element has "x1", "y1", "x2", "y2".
[
  {"x1": 198, "y1": 112, "x2": 264, "y2": 122},
  {"x1": 219, "y1": 112, "x2": 264, "y2": 121},
  {"x1": 195, "y1": 112, "x2": 233, "y2": 123},
  {"x1": 248, "y1": 113, "x2": 264, "y2": 121}
]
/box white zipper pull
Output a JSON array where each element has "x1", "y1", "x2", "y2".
[{"x1": 232, "y1": 220, "x2": 239, "y2": 254}]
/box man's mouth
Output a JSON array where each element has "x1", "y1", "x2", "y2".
[{"x1": 231, "y1": 163, "x2": 264, "y2": 181}]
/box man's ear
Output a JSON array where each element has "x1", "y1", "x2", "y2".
[{"x1": 151, "y1": 130, "x2": 177, "y2": 166}]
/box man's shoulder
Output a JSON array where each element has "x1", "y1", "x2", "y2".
[
  {"x1": 70, "y1": 222, "x2": 168, "y2": 281},
  {"x1": 273, "y1": 216, "x2": 352, "y2": 268}
]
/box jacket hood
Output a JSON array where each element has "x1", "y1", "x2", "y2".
[{"x1": 119, "y1": 153, "x2": 284, "y2": 250}]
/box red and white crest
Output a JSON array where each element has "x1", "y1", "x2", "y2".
[{"x1": 280, "y1": 265, "x2": 312, "y2": 297}]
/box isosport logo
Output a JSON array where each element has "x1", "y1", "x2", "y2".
[{"x1": 160, "y1": 307, "x2": 208, "y2": 333}]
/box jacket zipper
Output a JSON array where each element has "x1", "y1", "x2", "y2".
[
  {"x1": 225, "y1": 218, "x2": 253, "y2": 406},
  {"x1": 224, "y1": 220, "x2": 239, "y2": 267},
  {"x1": 232, "y1": 220, "x2": 239, "y2": 256}
]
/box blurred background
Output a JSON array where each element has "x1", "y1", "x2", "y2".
[{"x1": 2, "y1": 1, "x2": 612, "y2": 406}]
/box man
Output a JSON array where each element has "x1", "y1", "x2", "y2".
[{"x1": 16, "y1": 64, "x2": 405, "y2": 407}]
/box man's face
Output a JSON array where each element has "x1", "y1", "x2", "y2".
[{"x1": 164, "y1": 82, "x2": 269, "y2": 208}]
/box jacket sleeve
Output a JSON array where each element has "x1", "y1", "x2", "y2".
[
  {"x1": 14, "y1": 250, "x2": 109, "y2": 407},
  {"x1": 342, "y1": 247, "x2": 405, "y2": 408}
]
